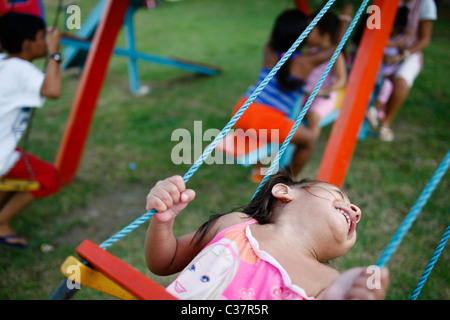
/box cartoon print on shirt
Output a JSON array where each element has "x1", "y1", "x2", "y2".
[{"x1": 166, "y1": 238, "x2": 240, "y2": 299}]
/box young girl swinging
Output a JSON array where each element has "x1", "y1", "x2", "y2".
[{"x1": 144, "y1": 172, "x2": 389, "y2": 300}]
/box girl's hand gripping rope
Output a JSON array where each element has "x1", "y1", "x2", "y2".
[{"x1": 146, "y1": 175, "x2": 196, "y2": 223}]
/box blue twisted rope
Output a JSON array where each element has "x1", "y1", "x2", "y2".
[
  {"x1": 252, "y1": 0, "x2": 370, "y2": 199},
  {"x1": 409, "y1": 224, "x2": 450, "y2": 300},
  {"x1": 99, "y1": 0, "x2": 337, "y2": 250},
  {"x1": 375, "y1": 150, "x2": 450, "y2": 268}
]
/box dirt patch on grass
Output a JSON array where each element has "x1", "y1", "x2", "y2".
[{"x1": 54, "y1": 184, "x2": 149, "y2": 248}]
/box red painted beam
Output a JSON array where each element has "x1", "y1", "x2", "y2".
[
  {"x1": 76, "y1": 239, "x2": 177, "y2": 300},
  {"x1": 55, "y1": 0, "x2": 130, "y2": 185},
  {"x1": 294, "y1": 0, "x2": 311, "y2": 15},
  {"x1": 317, "y1": 0, "x2": 400, "y2": 187}
]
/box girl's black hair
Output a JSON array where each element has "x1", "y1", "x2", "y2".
[
  {"x1": 192, "y1": 170, "x2": 323, "y2": 245},
  {"x1": 393, "y1": 6, "x2": 409, "y2": 36},
  {"x1": 0, "y1": 12, "x2": 46, "y2": 54},
  {"x1": 313, "y1": 10, "x2": 340, "y2": 45},
  {"x1": 268, "y1": 9, "x2": 309, "y2": 92}
]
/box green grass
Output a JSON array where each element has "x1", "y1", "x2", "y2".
[{"x1": 0, "y1": 0, "x2": 448, "y2": 300}]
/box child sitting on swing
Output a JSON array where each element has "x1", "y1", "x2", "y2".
[
  {"x1": 0, "y1": 12, "x2": 62, "y2": 248},
  {"x1": 144, "y1": 172, "x2": 389, "y2": 300},
  {"x1": 230, "y1": 8, "x2": 351, "y2": 182}
]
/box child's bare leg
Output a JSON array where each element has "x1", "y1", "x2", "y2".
[
  {"x1": 290, "y1": 126, "x2": 314, "y2": 177},
  {"x1": 0, "y1": 192, "x2": 35, "y2": 245},
  {"x1": 0, "y1": 191, "x2": 12, "y2": 209},
  {"x1": 381, "y1": 77, "x2": 410, "y2": 129},
  {"x1": 306, "y1": 112, "x2": 322, "y2": 141}
]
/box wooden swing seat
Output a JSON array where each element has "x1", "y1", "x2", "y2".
[
  {"x1": 215, "y1": 87, "x2": 346, "y2": 168},
  {"x1": 68, "y1": 239, "x2": 177, "y2": 300},
  {"x1": 0, "y1": 178, "x2": 40, "y2": 192}
]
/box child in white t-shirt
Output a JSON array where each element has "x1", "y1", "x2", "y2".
[{"x1": 0, "y1": 12, "x2": 62, "y2": 248}]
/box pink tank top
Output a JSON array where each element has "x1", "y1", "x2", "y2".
[{"x1": 166, "y1": 219, "x2": 314, "y2": 300}]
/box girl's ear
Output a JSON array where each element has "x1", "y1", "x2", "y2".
[
  {"x1": 22, "y1": 38, "x2": 31, "y2": 52},
  {"x1": 271, "y1": 183, "x2": 294, "y2": 202}
]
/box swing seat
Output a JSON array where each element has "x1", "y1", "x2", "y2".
[
  {"x1": 0, "y1": 178, "x2": 40, "y2": 192},
  {"x1": 61, "y1": 255, "x2": 139, "y2": 300},
  {"x1": 72, "y1": 239, "x2": 177, "y2": 300},
  {"x1": 214, "y1": 93, "x2": 344, "y2": 168},
  {"x1": 215, "y1": 130, "x2": 278, "y2": 167}
]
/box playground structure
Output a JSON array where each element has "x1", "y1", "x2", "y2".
[
  {"x1": 59, "y1": 0, "x2": 222, "y2": 95},
  {"x1": 2, "y1": 0, "x2": 446, "y2": 300}
]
